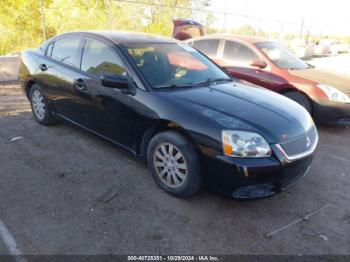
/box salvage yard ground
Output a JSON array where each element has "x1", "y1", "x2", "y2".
[{"x1": 0, "y1": 55, "x2": 349, "y2": 255}]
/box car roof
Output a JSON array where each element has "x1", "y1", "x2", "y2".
[
  {"x1": 187, "y1": 34, "x2": 268, "y2": 44},
  {"x1": 59, "y1": 30, "x2": 180, "y2": 44}
]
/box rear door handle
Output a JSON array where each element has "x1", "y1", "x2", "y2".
[
  {"x1": 74, "y1": 78, "x2": 87, "y2": 91},
  {"x1": 39, "y1": 64, "x2": 47, "y2": 71}
]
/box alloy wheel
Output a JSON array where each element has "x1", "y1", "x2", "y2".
[
  {"x1": 153, "y1": 143, "x2": 188, "y2": 188},
  {"x1": 32, "y1": 90, "x2": 46, "y2": 120}
]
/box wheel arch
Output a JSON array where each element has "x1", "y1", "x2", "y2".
[
  {"x1": 138, "y1": 120, "x2": 198, "y2": 160},
  {"x1": 280, "y1": 86, "x2": 314, "y2": 115},
  {"x1": 24, "y1": 80, "x2": 37, "y2": 99},
  {"x1": 278, "y1": 84, "x2": 312, "y2": 99}
]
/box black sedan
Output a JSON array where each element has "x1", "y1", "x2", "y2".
[{"x1": 19, "y1": 31, "x2": 318, "y2": 199}]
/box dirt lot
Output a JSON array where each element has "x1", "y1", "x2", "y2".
[{"x1": 0, "y1": 82, "x2": 349, "y2": 256}]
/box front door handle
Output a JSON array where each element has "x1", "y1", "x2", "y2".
[
  {"x1": 74, "y1": 78, "x2": 87, "y2": 91},
  {"x1": 39, "y1": 64, "x2": 47, "y2": 71}
]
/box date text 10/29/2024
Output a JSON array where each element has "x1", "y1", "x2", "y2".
[{"x1": 127, "y1": 256, "x2": 220, "y2": 261}]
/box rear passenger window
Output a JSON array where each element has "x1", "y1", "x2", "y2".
[
  {"x1": 192, "y1": 39, "x2": 220, "y2": 57},
  {"x1": 51, "y1": 37, "x2": 80, "y2": 67},
  {"x1": 81, "y1": 39, "x2": 126, "y2": 76},
  {"x1": 223, "y1": 41, "x2": 259, "y2": 66}
]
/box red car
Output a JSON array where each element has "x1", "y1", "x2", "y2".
[{"x1": 180, "y1": 34, "x2": 350, "y2": 126}]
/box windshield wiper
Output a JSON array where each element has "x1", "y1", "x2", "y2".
[
  {"x1": 192, "y1": 77, "x2": 233, "y2": 87},
  {"x1": 154, "y1": 83, "x2": 194, "y2": 89},
  {"x1": 154, "y1": 78, "x2": 233, "y2": 89}
]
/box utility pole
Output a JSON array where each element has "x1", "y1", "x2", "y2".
[
  {"x1": 244, "y1": 3, "x2": 248, "y2": 30},
  {"x1": 40, "y1": 0, "x2": 46, "y2": 41},
  {"x1": 299, "y1": 17, "x2": 304, "y2": 40},
  {"x1": 280, "y1": 23, "x2": 284, "y2": 40},
  {"x1": 223, "y1": 0, "x2": 228, "y2": 33}
]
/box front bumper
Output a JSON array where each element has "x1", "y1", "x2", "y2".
[
  {"x1": 313, "y1": 100, "x2": 350, "y2": 126},
  {"x1": 202, "y1": 153, "x2": 313, "y2": 199}
]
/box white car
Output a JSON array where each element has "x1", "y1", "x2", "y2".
[
  {"x1": 330, "y1": 41, "x2": 349, "y2": 54},
  {"x1": 314, "y1": 40, "x2": 332, "y2": 56},
  {"x1": 288, "y1": 39, "x2": 314, "y2": 59}
]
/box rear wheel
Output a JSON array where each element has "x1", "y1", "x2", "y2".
[
  {"x1": 284, "y1": 92, "x2": 312, "y2": 114},
  {"x1": 147, "y1": 131, "x2": 201, "y2": 198},
  {"x1": 29, "y1": 84, "x2": 57, "y2": 125}
]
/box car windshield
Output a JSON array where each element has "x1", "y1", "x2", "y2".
[
  {"x1": 124, "y1": 42, "x2": 232, "y2": 89},
  {"x1": 256, "y1": 42, "x2": 309, "y2": 70}
]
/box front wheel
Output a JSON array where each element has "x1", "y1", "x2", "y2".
[
  {"x1": 284, "y1": 92, "x2": 313, "y2": 114},
  {"x1": 147, "y1": 131, "x2": 201, "y2": 198},
  {"x1": 29, "y1": 84, "x2": 57, "y2": 125}
]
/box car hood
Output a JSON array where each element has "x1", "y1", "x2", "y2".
[
  {"x1": 289, "y1": 67, "x2": 350, "y2": 93},
  {"x1": 168, "y1": 82, "x2": 314, "y2": 144}
]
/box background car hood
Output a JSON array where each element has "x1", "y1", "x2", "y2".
[
  {"x1": 289, "y1": 67, "x2": 350, "y2": 93},
  {"x1": 169, "y1": 82, "x2": 314, "y2": 144}
]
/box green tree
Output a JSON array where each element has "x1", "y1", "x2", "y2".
[
  {"x1": 0, "y1": 0, "x2": 214, "y2": 55},
  {"x1": 230, "y1": 24, "x2": 257, "y2": 36},
  {"x1": 0, "y1": 0, "x2": 44, "y2": 54}
]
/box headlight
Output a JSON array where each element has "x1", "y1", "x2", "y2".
[
  {"x1": 222, "y1": 130, "x2": 271, "y2": 158},
  {"x1": 317, "y1": 84, "x2": 350, "y2": 103}
]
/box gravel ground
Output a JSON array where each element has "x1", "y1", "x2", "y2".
[{"x1": 0, "y1": 82, "x2": 349, "y2": 255}]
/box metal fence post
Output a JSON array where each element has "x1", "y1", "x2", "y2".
[
  {"x1": 40, "y1": 0, "x2": 47, "y2": 41},
  {"x1": 108, "y1": 0, "x2": 113, "y2": 29}
]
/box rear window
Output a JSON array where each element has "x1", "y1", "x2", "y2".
[
  {"x1": 192, "y1": 39, "x2": 220, "y2": 57},
  {"x1": 51, "y1": 37, "x2": 81, "y2": 67}
]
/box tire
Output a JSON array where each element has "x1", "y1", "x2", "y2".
[
  {"x1": 284, "y1": 92, "x2": 312, "y2": 114},
  {"x1": 147, "y1": 131, "x2": 201, "y2": 198},
  {"x1": 29, "y1": 84, "x2": 57, "y2": 125}
]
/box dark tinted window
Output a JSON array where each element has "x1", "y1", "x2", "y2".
[
  {"x1": 223, "y1": 41, "x2": 258, "y2": 66},
  {"x1": 51, "y1": 37, "x2": 80, "y2": 66},
  {"x1": 192, "y1": 39, "x2": 220, "y2": 57},
  {"x1": 81, "y1": 39, "x2": 126, "y2": 76}
]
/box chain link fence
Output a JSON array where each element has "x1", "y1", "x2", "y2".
[{"x1": 0, "y1": 0, "x2": 313, "y2": 55}]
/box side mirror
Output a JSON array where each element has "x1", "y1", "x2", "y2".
[
  {"x1": 101, "y1": 74, "x2": 130, "y2": 89},
  {"x1": 250, "y1": 59, "x2": 267, "y2": 69}
]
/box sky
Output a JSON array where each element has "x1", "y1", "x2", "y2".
[{"x1": 204, "y1": 0, "x2": 350, "y2": 36}]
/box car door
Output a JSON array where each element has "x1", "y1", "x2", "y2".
[
  {"x1": 219, "y1": 40, "x2": 275, "y2": 88},
  {"x1": 36, "y1": 35, "x2": 86, "y2": 120},
  {"x1": 73, "y1": 37, "x2": 134, "y2": 147}
]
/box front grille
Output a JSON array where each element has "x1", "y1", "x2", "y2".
[{"x1": 278, "y1": 126, "x2": 318, "y2": 159}]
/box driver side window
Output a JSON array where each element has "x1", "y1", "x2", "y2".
[{"x1": 81, "y1": 39, "x2": 126, "y2": 76}]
